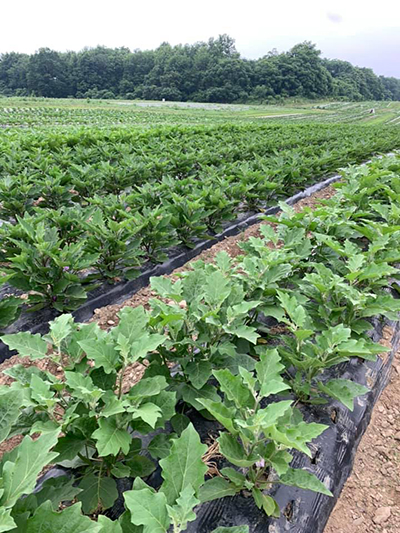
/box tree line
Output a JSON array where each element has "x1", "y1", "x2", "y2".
[{"x1": 1, "y1": 35, "x2": 399, "y2": 103}]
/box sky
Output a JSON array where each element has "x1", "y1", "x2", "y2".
[{"x1": 1, "y1": 0, "x2": 399, "y2": 77}]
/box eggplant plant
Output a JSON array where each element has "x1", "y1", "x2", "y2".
[
  {"x1": 198, "y1": 349, "x2": 332, "y2": 516},
  {"x1": 0, "y1": 307, "x2": 173, "y2": 516},
  {"x1": 84, "y1": 209, "x2": 143, "y2": 281},
  {"x1": 2, "y1": 216, "x2": 98, "y2": 312}
]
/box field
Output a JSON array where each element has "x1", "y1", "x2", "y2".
[
  {"x1": 1, "y1": 97, "x2": 400, "y2": 127},
  {"x1": 0, "y1": 97, "x2": 399, "y2": 531}
]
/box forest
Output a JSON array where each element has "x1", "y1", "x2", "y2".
[{"x1": 1, "y1": 35, "x2": 399, "y2": 103}]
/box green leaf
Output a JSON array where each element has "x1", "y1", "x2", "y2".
[
  {"x1": 317, "y1": 379, "x2": 369, "y2": 411},
  {"x1": 196, "y1": 399, "x2": 237, "y2": 435},
  {"x1": 252, "y1": 487, "x2": 280, "y2": 517},
  {"x1": 320, "y1": 325, "x2": 351, "y2": 348},
  {"x1": 150, "y1": 277, "x2": 182, "y2": 300},
  {"x1": 255, "y1": 348, "x2": 291, "y2": 398},
  {"x1": 213, "y1": 369, "x2": 253, "y2": 409},
  {"x1": 198, "y1": 477, "x2": 237, "y2": 502},
  {"x1": 229, "y1": 301, "x2": 262, "y2": 317},
  {"x1": 204, "y1": 271, "x2": 231, "y2": 306},
  {"x1": 277, "y1": 291, "x2": 306, "y2": 327},
  {"x1": 25, "y1": 501, "x2": 100, "y2": 532},
  {"x1": 180, "y1": 383, "x2": 219, "y2": 411},
  {"x1": 0, "y1": 430, "x2": 60, "y2": 508},
  {"x1": 160, "y1": 423, "x2": 207, "y2": 505},
  {"x1": 166, "y1": 485, "x2": 199, "y2": 531},
  {"x1": 347, "y1": 254, "x2": 365, "y2": 273},
  {"x1": 47, "y1": 314, "x2": 73, "y2": 346},
  {"x1": 150, "y1": 390, "x2": 177, "y2": 428},
  {"x1": 220, "y1": 467, "x2": 246, "y2": 488},
  {"x1": 34, "y1": 475, "x2": 82, "y2": 509},
  {"x1": 124, "y1": 488, "x2": 170, "y2": 533},
  {"x1": 248, "y1": 400, "x2": 293, "y2": 430},
  {"x1": 186, "y1": 360, "x2": 213, "y2": 389},
  {"x1": 2, "y1": 364, "x2": 51, "y2": 386},
  {"x1": 0, "y1": 508, "x2": 16, "y2": 533},
  {"x1": 338, "y1": 338, "x2": 386, "y2": 360},
  {"x1": 128, "y1": 376, "x2": 168, "y2": 400},
  {"x1": 268, "y1": 450, "x2": 292, "y2": 476},
  {"x1": 111, "y1": 463, "x2": 131, "y2": 479},
  {"x1": 92, "y1": 417, "x2": 131, "y2": 457},
  {"x1": 269, "y1": 422, "x2": 327, "y2": 457},
  {"x1": 78, "y1": 338, "x2": 118, "y2": 374},
  {"x1": 148, "y1": 433, "x2": 173, "y2": 459},
  {"x1": 116, "y1": 306, "x2": 148, "y2": 344},
  {"x1": 53, "y1": 435, "x2": 86, "y2": 462},
  {"x1": 127, "y1": 455, "x2": 156, "y2": 478},
  {"x1": 64, "y1": 372, "x2": 103, "y2": 403},
  {"x1": 0, "y1": 388, "x2": 23, "y2": 443},
  {"x1": 118, "y1": 511, "x2": 142, "y2": 533},
  {"x1": 98, "y1": 515, "x2": 123, "y2": 533},
  {"x1": 218, "y1": 433, "x2": 256, "y2": 467},
  {"x1": 129, "y1": 402, "x2": 162, "y2": 428},
  {"x1": 358, "y1": 262, "x2": 397, "y2": 281},
  {"x1": 280, "y1": 467, "x2": 332, "y2": 496},
  {"x1": 170, "y1": 413, "x2": 190, "y2": 436},
  {"x1": 223, "y1": 324, "x2": 259, "y2": 345},
  {"x1": 128, "y1": 333, "x2": 166, "y2": 363},
  {"x1": 1, "y1": 332, "x2": 48, "y2": 359},
  {"x1": 77, "y1": 474, "x2": 118, "y2": 514},
  {"x1": 30, "y1": 375, "x2": 56, "y2": 407}
]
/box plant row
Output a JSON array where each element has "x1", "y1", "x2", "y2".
[
  {"x1": 0, "y1": 153, "x2": 399, "y2": 531},
  {"x1": 0, "y1": 123, "x2": 399, "y2": 325},
  {"x1": 0, "y1": 104, "x2": 240, "y2": 128}
]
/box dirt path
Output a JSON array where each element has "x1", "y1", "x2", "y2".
[{"x1": 324, "y1": 346, "x2": 400, "y2": 532}]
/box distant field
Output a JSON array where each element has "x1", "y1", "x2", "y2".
[{"x1": 0, "y1": 97, "x2": 399, "y2": 128}]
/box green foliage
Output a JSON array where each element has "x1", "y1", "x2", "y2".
[
  {"x1": 198, "y1": 349, "x2": 331, "y2": 516},
  {"x1": 0, "y1": 37, "x2": 399, "y2": 102},
  {"x1": 124, "y1": 424, "x2": 206, "y2": 533},
  {"x1": 0, "y1": 153, "x2": 399, "y2": 529}
]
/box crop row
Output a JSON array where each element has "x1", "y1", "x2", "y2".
[
  {"x1": 0, "y1": 104, "x2": 244, "y2": 128},
  {"x1": 0, "y1": 123, "x2": 399, "y2": 325},
  {"x1": 0, "y1": 153, "x2": 399, "y2": 531}
]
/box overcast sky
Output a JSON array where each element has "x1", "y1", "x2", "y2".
[{"x1": 1, "y1": 0, "x2": 399, "y2": 77}]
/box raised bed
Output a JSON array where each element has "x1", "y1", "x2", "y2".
[{"x1": 0, "y1": 173, "x2": 341, "y2": 363}]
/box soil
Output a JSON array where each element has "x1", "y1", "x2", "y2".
[
  {"x1": 324, "y1": 331, "x2": 400, "y2": 533},
  {"x1": 1, "y1": 181, "x2": 398, "y2": 532}
]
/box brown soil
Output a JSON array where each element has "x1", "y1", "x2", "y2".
[{"x1": 324, "y1": 330, "x2": 400, "y2": 533}]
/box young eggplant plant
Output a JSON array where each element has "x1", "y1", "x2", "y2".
[
  {"x1": 84, "y1": 208, "x2": 143, "y2": 282},
  {"x1": 147, "y1": 255, "x2": 262, "y2": 411},
  {"x1": 2, "y1": 216, "x2": 99, "y2": 312},
  {"x1": 0, "y1": 307, "x2": 174, "y2": 516},
  {"x1": 272, "y1": 290, "x2": 387, "y2": 408},
  {"x1": 197, "y1": 348, "x2": 332, "y2": 517}
]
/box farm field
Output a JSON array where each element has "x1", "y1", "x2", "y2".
[
  {"x1": 0, "y1": 151, "x2": 399, "y2": 531},
  {"x1": 1, "y1": 97, "x2": 400, "y2": 128},
  {"x1": 0, "y1": 110, "x2": 399, "y2": 325},
  {"x1": 0, "y1": 98, "x2": 399, "y2": 531}
]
